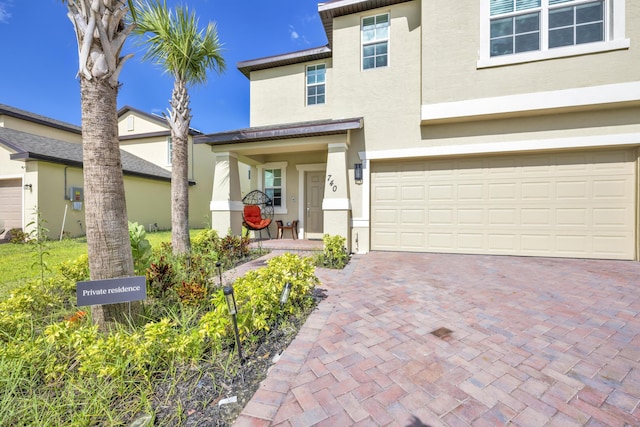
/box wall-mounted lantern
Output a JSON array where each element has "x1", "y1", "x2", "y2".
[
  {"x1": 24, "y1": 183, "x2": 32, "y2": 191},
  {"x1": 354, "y1": 163, "x2": 363, "y2": 183}
]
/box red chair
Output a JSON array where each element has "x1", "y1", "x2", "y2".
[{"x1": 242, "y1": 190, "x2": 274, "y2": 239}]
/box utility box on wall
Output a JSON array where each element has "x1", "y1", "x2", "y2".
[{"x1": 69, "y1": 187, "x2": 84, "y2": 211}]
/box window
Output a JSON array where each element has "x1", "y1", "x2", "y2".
[
  {"x1": 264, "y1": 168, "x2": 282, "y2": 207},
  {"x1": 362, "y1": 13, "x2": 389, "y2": 70},
  {"x1": 307, "y1": 64, "x2": 326, "y2": 105},
  {"x1": 258, "y1": 162, "x2": 288, "y2": 214},
  {"x1": 480, "y1": 0, "x2": 628, "y2": 66},
  {"x1": 167, "y1": 137, "x2": 172, "y2": 165}
]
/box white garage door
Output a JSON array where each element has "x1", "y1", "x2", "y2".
[
  {"x1": 0, "y1": 179, "x2": 22, "y2": 240},
  {"x1": 371, "y1": 149, "x2": 637, "y2": 260}
]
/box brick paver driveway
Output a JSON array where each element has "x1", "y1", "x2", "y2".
[{"x1": 234, "y1": 252, "x2": 640, "y2": 426}]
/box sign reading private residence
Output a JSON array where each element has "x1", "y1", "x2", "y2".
[{"x1": 77, "y1": 276, "x2": 146, "y2": 306}]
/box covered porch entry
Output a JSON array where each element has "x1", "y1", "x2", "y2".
[{"x1": 194, "y1": 118, "x2": 363, "y2": 247}]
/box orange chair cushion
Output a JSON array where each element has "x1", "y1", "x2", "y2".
[{"x1": 244, "y1": 205, "x2": 271, "y2": 229}]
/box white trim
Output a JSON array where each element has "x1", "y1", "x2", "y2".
[
  {"x1": 210, "y1": 200, "x2": 244, "y2": 212},
  {"x1": 322, "y1": 198, "x2": 351, "y2": 210},
  {"x1": 478, "y1": 0, "x2": 628, "y2": 68},
  {"x1": 319, "y1": 0, "x2": 367, "y2": 12},
  {"x1": 352, "y1": 219, "x2": 369, "y2": 227},
  {"x1": 356, "y1": 156, "x2": 370, "y2": 224},
  {"x1": 478, "y1": 39, "x2": 630, "y2": 68},
  {"x1": 365, "y1": 132, "x2": 640, "y2": 160},
  {"x1": 421, "y1": 82, "x2": 640, "y2": 123},
  {"x1": 257, "y1": 161, "x2": 288, "y2": 215},
  {"x1": 296, "y1": 163, "x2": 326, "y2": 237}
]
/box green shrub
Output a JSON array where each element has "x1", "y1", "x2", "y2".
[
  {"x1": 199, "y1": 253, "x2": 318, "y2": 345},
  {"x1": 191, "y1": 228, "x2": 220, "y2": 254},
  {"x1": 59, "y1": 254, "x2": 90, "y2": 282},
  {"x1": 315, "y1": 234, "x2": 349, "y2": 269},
  {"x1": 129, "y1": 221, "x2": 152, "y2": 275}
]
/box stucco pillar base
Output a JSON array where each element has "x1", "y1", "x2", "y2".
[
  {"x1": 323, "y1": 210, "x2": 351, "y2": 252},
  {"x1": 211, "y1": 209, "x2": 243, "y2": 237}
]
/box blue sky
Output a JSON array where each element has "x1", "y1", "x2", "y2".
[{"x1": 0, "y1": 0, "x2": 327, "y2": 133}]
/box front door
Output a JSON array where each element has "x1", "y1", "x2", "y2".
[{"x1": 305, "y1": 171, "x2": 324, "y2": 239}]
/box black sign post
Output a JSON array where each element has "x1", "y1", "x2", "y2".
[{"x1": 77, "y1": 276, "x2": 147, "y2": 306}]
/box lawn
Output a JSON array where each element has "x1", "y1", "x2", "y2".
[{"x1": 0, "y1": 230, "x2": 199, "y2": 299}]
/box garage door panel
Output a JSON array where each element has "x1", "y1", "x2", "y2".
[{"x1": 371, "y1": 149, "x2": 636, "y2": 260}]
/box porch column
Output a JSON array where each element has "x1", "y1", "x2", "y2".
[
  {"x1": 323, "y1": 142, "x2": 351, "y2": 250},
  {"x1": 210, "y1": 152, "x2": 243, "y2": 236}
]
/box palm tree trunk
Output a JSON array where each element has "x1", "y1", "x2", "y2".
[
  {"x1": 81, "y1": 77, "x2": 141, "y2": 328},
  {"x1": 170, "y1": 78, "x2": 191, "y2": 255}
]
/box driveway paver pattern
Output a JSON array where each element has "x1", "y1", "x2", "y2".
[{"x1": 234, "y1": 252, "x2": 640, "y2": 426}]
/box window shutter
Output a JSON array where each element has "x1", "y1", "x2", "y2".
[{"x1": 491, "y1": 0, "x2": 514, "y2": 16}]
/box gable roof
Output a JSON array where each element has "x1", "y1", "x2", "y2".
[
  {"x1": 236, "y1": 0, "x2": 415, "y2": 78},
  {"x1": 0, "y1": 104, "x2": 81, "y2": 134},
  {"x1": 117, "y1": 105, "x2": 204, "y2": 136},
  {"x1": 0, "y1": 127, "x2": 172, "y2": 182}
]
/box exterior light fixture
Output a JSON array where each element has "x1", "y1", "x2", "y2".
[
  {"x1": 223, "y1": 285, "x2": 243, "y2": 363},
  {"x1": 280, "y1": 282, "x2": 292, "y2": 306},
  {"x1": 24, "y1": 184, "x2": 32, "y2": 190},
  {"x1": 216, "y1": 261, "x2": 223, "y2": 287},
  {"x1": 354, "y1": 163, "x2": 363, "y2": 182}
]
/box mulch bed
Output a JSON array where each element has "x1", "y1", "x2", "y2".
[{"x1": 147, "y1": 288, "x2": 327, "y2": 426}]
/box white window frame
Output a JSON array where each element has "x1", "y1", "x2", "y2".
[
  {"x1": 257, "y1": 161, "x2": 288, "y2": 215},
  {"x1": 478, "y1": 0, "x2": 629, "y2": 68},
  {"x1": 361, "y1": 13, "x2": 390, "y2": 70},
  {"x1": 306, "y1": 64, "x2": 326, "y2": 106}
]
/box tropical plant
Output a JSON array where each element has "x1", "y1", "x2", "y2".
[
  {"x1": 61, "y1": 0, "x2": 141, "y2": 329},
  {"x1": 128, "y1": 221, "x2": 152, "y2": 275},
  {"x1": 315, "y1": 234, "x2": 350, "y2": 269},
  {"x1": 133, "y1": 0, "x2": 226, "y2": 255}
]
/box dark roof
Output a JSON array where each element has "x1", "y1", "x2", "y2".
[
  {"x1": 0, "y1": 127, "x2": 172, "y2": 182},
  {"x1": 237, "y1": 46, "x2": 332, "y2": 78},
  {"x1": 194, "y1": 117, "x2": 363, "y2": 146},
  {"x1": 235, "y1": 0, "x2": 414, "y2": 78},
  {"x1": 117, "y1": 105, "x2": 204, "y2": 136},
  {"x1": 0, "y1": 104, "x2": 81, "y2": 134}
]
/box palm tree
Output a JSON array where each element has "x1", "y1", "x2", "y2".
[
  {"x1": 133, "y1": 0, "x2": 226, "y2": 255},
  {"x1": 63, "y1": 0, "x2": 141, "y2": 329}
]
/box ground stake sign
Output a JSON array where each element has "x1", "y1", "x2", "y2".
[{"x1": 77, "y1": 276, "x2": 146, "y2": 306}]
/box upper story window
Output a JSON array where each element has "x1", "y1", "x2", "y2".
[
  {"x1": 307, "y1": 64, "x2": 326, "y2": 105},
  {"x1": 362, "y1": 13, "x2": 389, "y2": 70},
  {"x1": 479, "y1": 0, "x2": 629, "y2": 67}
]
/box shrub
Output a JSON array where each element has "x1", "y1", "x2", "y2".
[
  {"x1": 315, "y1": 234, "x2": 349, "y2": 269},
  {"x1": 59, "y1": 254, "x2": 90, "y2": 282},
  {"x1": 129, "y1": 221, "x2": 152, "y2": 275},
  {"x1": 199, "y1": 253, "x2": 318, "y2": 345}
]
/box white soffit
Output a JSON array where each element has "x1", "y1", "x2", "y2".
[{"x1": 421, "y1": 82, "x2": 640, "y2": 123}]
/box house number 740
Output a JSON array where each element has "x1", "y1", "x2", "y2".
[{"x1": 327, "y1": 174, "x2": 338, "y2": 192}]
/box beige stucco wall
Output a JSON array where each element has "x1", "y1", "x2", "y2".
[
  {"x1": 118, "y1": 112, "x2": 216, "y2": 229},
  {"x1": 422, "y1": 0, "x2": 640, "y2": 104}
]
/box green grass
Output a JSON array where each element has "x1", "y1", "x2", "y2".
[{"x1": 0, "y1": 230, "x2": 201, "y2": 299}]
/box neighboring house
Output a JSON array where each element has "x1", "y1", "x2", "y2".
[
  {"x1": 196, "y1": 0, "x2": 640, "y2": 261},
  {"x1": 0, "y1": 104, "x2": 213, "y2": 241}
]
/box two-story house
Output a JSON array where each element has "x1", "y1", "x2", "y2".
[
  {"x1": 197, "y1": 0, "x2": 640, "y2": 261},
  {"x1": 0, "y1": 104, "x2": 214, "y2": 240}
]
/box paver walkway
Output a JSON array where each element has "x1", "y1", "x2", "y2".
[{"x1": 234, "y1": 252, "x2": 640, "y2": 426}]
